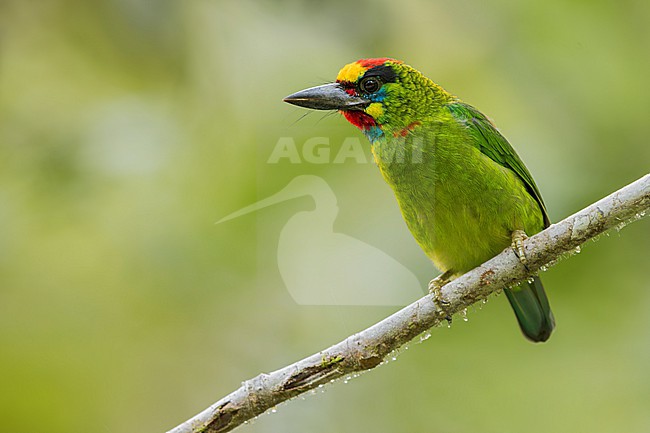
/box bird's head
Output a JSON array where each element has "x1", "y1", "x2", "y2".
[{"x1": 284, "y1": 58, "x2": 453, "y2": 140}]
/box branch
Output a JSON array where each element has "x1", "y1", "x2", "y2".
[{"x1": 167, "y1": 174, "x2": 650, "y2": 433}]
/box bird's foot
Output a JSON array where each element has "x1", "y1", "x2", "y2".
[
  {"x1": 511, "y1": 230, "x2": 530, "y2": 270},
  {"x1": 428, "y1": 271, "x2": 453, "y2": 323}
]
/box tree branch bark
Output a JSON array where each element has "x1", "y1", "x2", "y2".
[{"x1": 167, "y1": 174, "x2": 649, "y2": 433}]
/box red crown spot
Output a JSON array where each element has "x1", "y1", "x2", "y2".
[{"x1": 357, "y1": 58, "x2": 400, "y2": 68}]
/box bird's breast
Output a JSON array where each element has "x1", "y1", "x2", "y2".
[{"x1": 372, "y1": 131, "x2": 539, "y2": 274}]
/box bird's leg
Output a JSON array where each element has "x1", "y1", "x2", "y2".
[
  {"x1": 511, "y1": 229, "x2": 529, "y2": 270},
  {"x1": 428, "y1": 270, "x2": 454, "y2": 296},
  {"x1": 428, "y1": 270, "x2": 454, "y2": 323}
]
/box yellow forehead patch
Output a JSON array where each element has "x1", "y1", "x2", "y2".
[{"x1": 336, "y1": 61, "x2": 367, "y2": 83}]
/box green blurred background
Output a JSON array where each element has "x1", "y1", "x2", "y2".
[{"x1": 1, "y1": 1, "x2": 649, "y2": 432}]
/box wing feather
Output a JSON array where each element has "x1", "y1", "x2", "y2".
[{"x1": 447, "y1": 102, "x2": 550, "y2": 227}]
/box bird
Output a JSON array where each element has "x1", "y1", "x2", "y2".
[
  {"x1": 217, "y1": 175, "x2": 423, "y2": 306},
  {"x1": 283, "y1": 58, "x2": 555, "y2": 342}
]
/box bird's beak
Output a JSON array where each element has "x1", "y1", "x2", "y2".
[{"x1": 283, "y1": 83, "x2": 369, "y2": 111}]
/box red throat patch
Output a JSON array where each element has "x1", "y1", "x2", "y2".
[{"x1": 342, "y1": 110, "x2": 376, "y2": 130}]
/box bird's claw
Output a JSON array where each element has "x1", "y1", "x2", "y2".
[
  {"x1": 427, "y1": 277, "x2": 448, "y2": 300},
  {"x1": 511, "y1": 230, "x2": 529, "y2": 270},
  {"x1": 428, "y1": 272, "x2": 453, "y2": 323}
]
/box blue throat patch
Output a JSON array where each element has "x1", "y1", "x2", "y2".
[{"x1": 364, "y1": 125, "x2": 384, "y2": 142}]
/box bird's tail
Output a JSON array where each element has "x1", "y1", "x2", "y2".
[{"x1": 504, "y1": 276, "x2": 555, "y2": 342}]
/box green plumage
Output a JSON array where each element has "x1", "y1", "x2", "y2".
[{"x1": 284, "y1": 58, "x2": 555, "y2": 342}]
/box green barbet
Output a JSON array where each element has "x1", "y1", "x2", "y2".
[{"x1": 283, "y1": 58, "x2": 555, "y2": 342}]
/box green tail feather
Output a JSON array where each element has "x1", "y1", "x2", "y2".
[{"x1": 504, "y1": 276, "x2": 555, "y2": 342}]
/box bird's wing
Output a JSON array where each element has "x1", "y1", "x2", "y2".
[{"x1": 447, "y1": 102, "x2": 550, "y2": 227}]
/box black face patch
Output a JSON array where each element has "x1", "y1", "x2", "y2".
[{"x1": 361, "y1": 65, "x2": 398, "y2": 84}]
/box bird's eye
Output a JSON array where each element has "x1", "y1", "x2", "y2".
[{"x1": 359, "y1": 76, "x2": 382, "y2": 94}]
